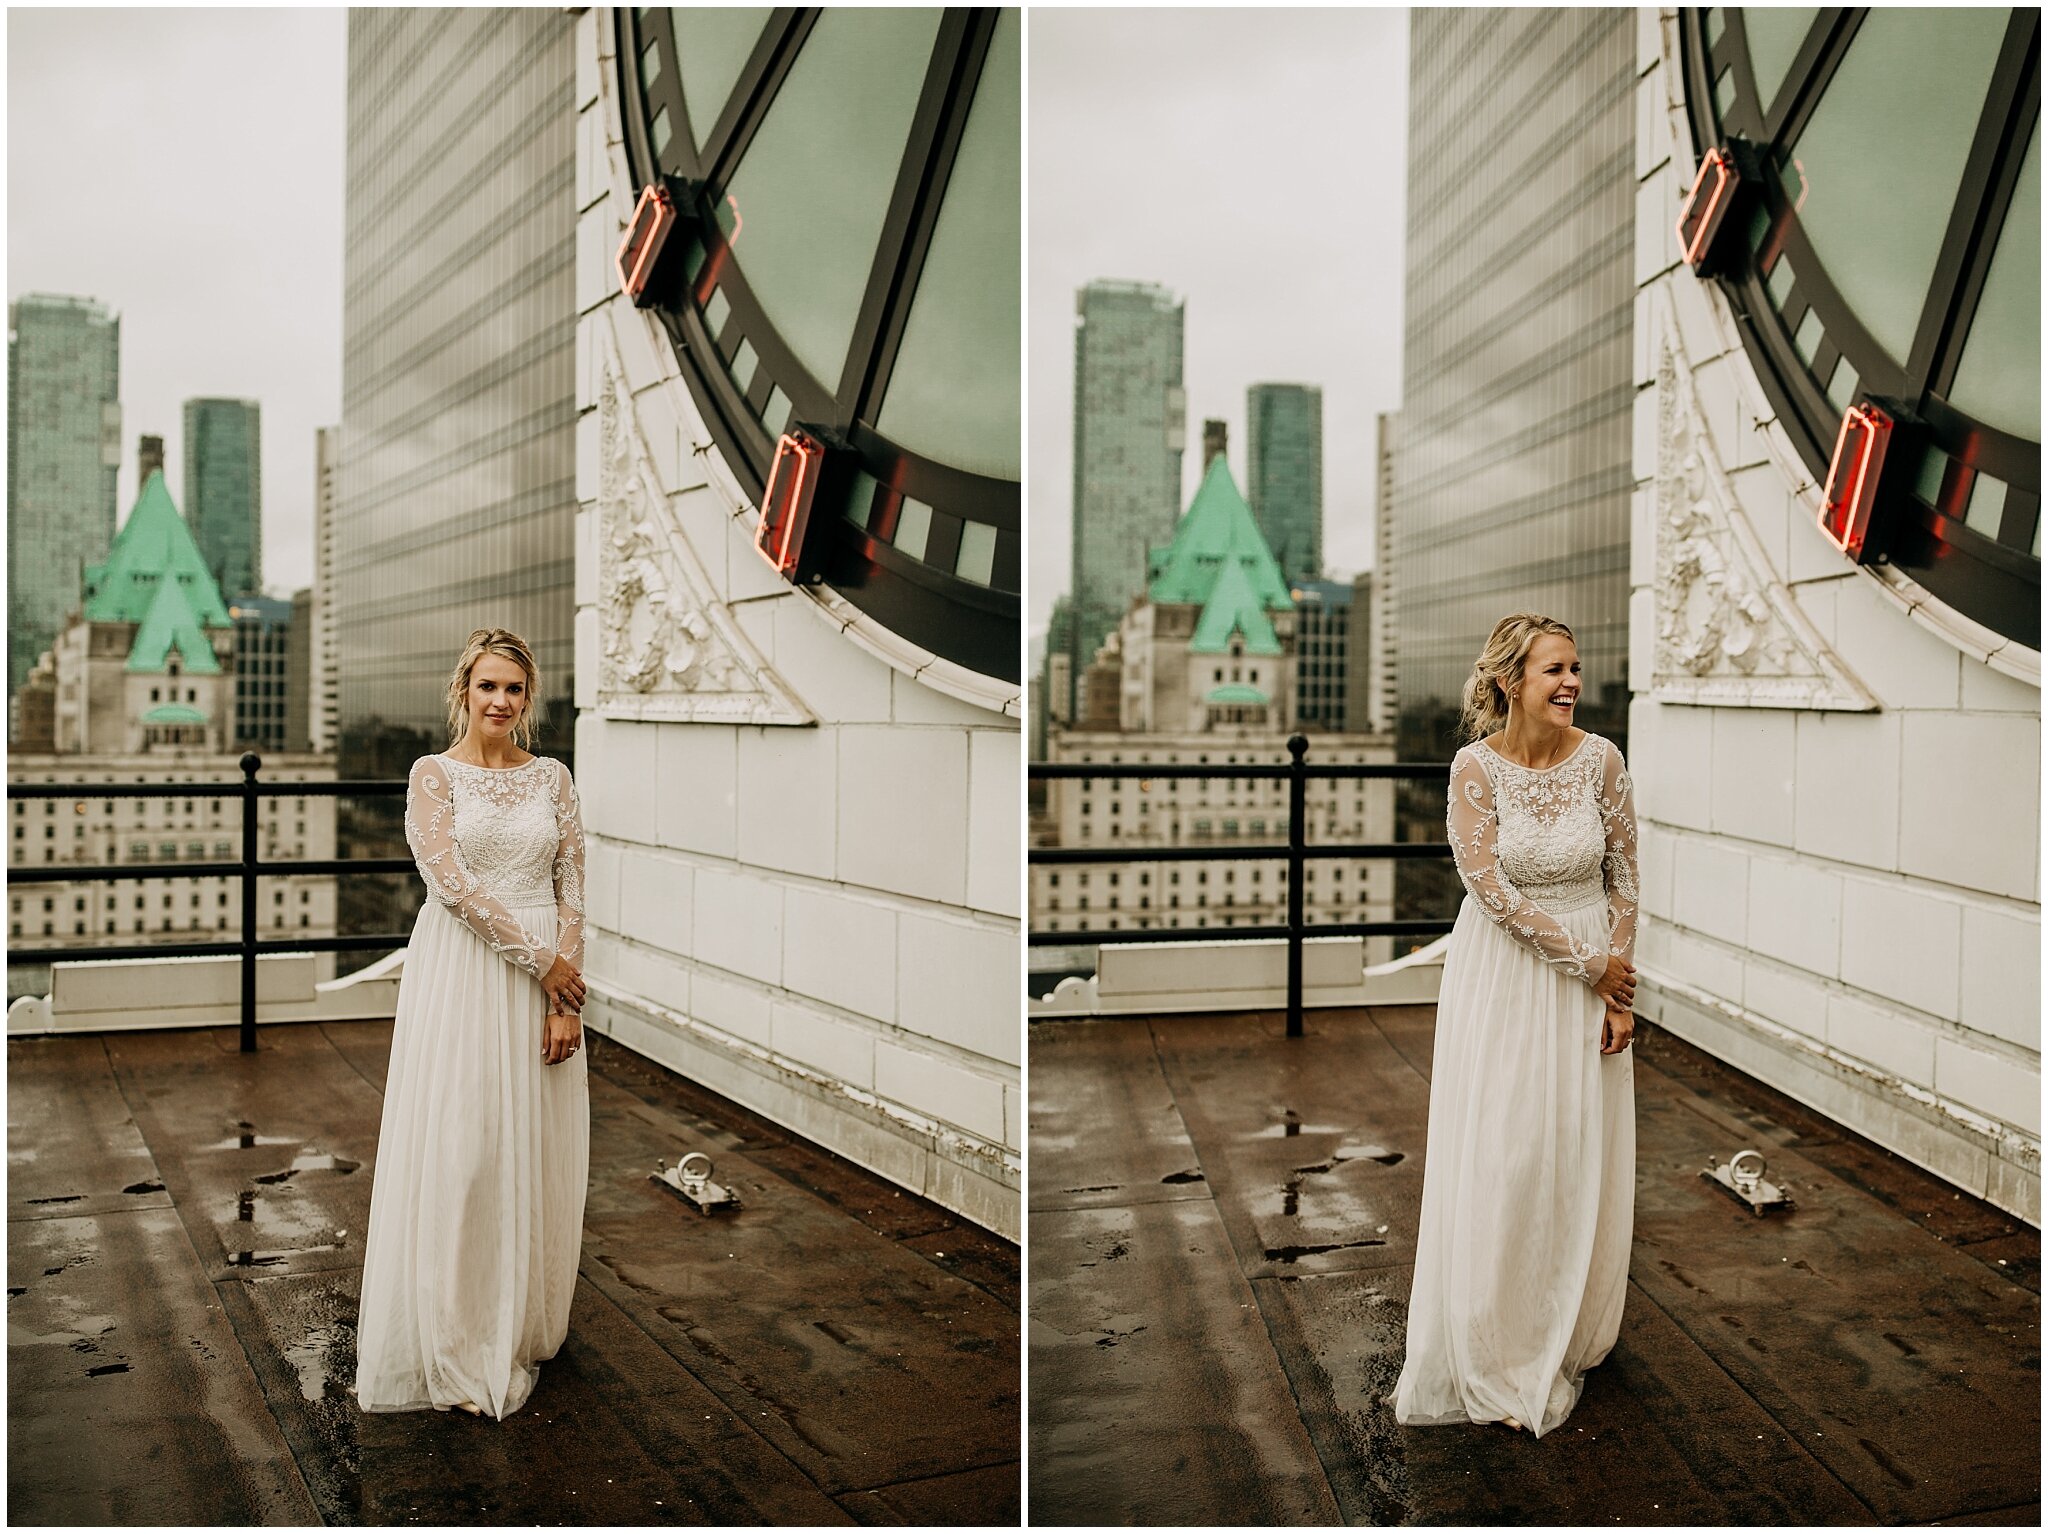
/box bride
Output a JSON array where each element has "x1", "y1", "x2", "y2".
[
  {"x1": 355, "y1": 627, "x2": 590, "y2": 1420},
  {"x1": 1392, "y1": 612, "x2": 1640, "y2": 1439}
]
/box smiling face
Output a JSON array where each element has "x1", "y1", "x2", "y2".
[
  {"x1": 1511, "y1": 632, "x2": 1581, "y2": 726},
  {"x1": 464, "y1": 653, "x2": 531, "y2": 743}
]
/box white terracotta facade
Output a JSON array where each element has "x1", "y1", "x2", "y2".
[
  {"x1": 1631, "y1": 11, "x2": 2040, "y2": 1221},
  {"x1": 569, "y1": 11, "x2": 1021, "y2": 1238}
]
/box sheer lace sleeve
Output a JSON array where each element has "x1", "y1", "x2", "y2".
[
  {"x1": 1597, "y1": 739, "x2": 1640, "y2": 970},
  {"x1": 551, "y1": 759, "x2": 585, "y2": 976},
  {"x1": 1447, "y1": 747, "x2": 1606, "y2": 985},
  {"x1": 405, "y1": 757, "x2": 554, "y2": 980}
]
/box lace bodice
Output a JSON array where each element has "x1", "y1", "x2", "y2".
[
  {"x1": 1447, "y1": 732, "x2": 1638, "y2": 986},
  {"x1": 405, "y1": 754, "x2": 585, "y2": 982}
]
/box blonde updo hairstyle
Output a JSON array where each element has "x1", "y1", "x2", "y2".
[
  {"x1": 1457, "y1": 612, "x2": 1576, "y2": 744},
  {"x1": 445, "y1": 627, "x2": 545, "y2": 751}
]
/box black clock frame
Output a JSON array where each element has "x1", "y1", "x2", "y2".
[
  {"x1": 615, "y1": 6, "x2": 1020, "y2": 685},
  {"x1": 1679, "y1": 7, "x2": 2040, "y2": 650}
]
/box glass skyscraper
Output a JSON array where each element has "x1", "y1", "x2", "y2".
[
  {"x1": 1069, "y1": 279, "x2": 1186, "y2": 702},
  {"x1": 1393, "y1": 9, "x2": 1635, "y2": 914},
  {"x1": 336, "y1": 8, "x2": 576, "y2": 779},
  {"x1": 183, "y1": 397, "x2": 262, "y2": 602},
  {"x1": 1247, "y1": 381, "x2": 1324, "y2": 586},
  {"x1": 7, "y1": 294, "x2": 121, "y2": 701}
]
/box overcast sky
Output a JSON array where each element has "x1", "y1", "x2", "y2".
[
  {"x1": 8, "y1": 7, "x2": 346, "y2": 598},
  {"x1": 1028, "y1": 8, "x2": 1410, "y2": 640}
]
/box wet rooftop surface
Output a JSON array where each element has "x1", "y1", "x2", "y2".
[
  {"x1": 9, "y1": 1021, "x2": 1019, "y2": 1526},
  {"x1": 1029, "y1": 1007, "x2": 2039, "y2": 1526}
]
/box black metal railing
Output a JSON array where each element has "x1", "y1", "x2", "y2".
[
  {"x1": 8, "y1": 753, "x2": 411, "y2": 1053},
  {"x1": 1028, "y1": 734, "x2": 1457, "y2": 1038}
]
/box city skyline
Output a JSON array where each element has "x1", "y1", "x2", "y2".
[
  {"x1": 7, "y1": 8, "x2": 345, "y2": 600},
  {"x1": 1027, "y1": 8, "x2": 1410, "y2": 638}
]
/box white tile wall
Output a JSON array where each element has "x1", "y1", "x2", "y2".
[
  {"x1": 770, "y1": 597, "x2": 892, "y2": 725},
  {"x1": 688, "y1": 967, "x2": 771, "y2": 1048},
  {"x1": 1792, "y1": 710, "x2": 1900, "y2": 873},
  {"x1": 1898, "y1": 712, "x2": 2038, "y2": 901},
  {"x1": 1959, "y1": 903, "x2": 2041, "y2": 1051},
  {"x1": 891, "y1": 669, "x2": 992, "y2": 726},
  {"x1": 967, "y1": 729, "x2": 1021, "y2": 919},
  {"x1": 585, "y1": 836, "x2": 621, "y2": 933},
  {"x1": 574, "y1": 506, "x2": 597, "y2": 607},
  {"x1": 691, "y1": 864, "x2": 783, "y2": 988},
  {"x1": 1633, "y1": 286, "x2": 1658, "y2": 391},
  {"x1": 1839, "y1": 878, "x2": 1961, "y2": 1023},
  {"x1": 1643, "y1": 702, "x2": 1713, "y2": 831},
  {"x1": 669, "y1": 484, "x2": 736, "y2": 603},
  {"x1": 896, "y1": 911, "x2": 1020, "y2": 1067},
  {"x1": 1784, "y1": 489, "x2": 1847, "y2": 585},
  {"x1": 1710, "y1": 709, "x2": 1794, "y2": 844},
  {"x1": 736, "y1": 725, "x2": 837, "y2": 881},
  {"x1": 1670, "y1": 265, "x2": 1730, "y2": 368},
  {"x1": 875, "y1": 1040, "x2": 1005, "y2": 1142},
  {"x1": 1740, "y1": 955, "x2": 1830, "y2": 1045},
  {"x1": 632, "y1": 383, "x2": 690, "y2": 500},
  {"x1": 1627, "y1": 586, "x2": 1658, "y2": 698},
  {"x1": 1670, "y1": 834, "x2": 1748, "y2": 945},
  {"x1": 656, "y1": 726, "x2": 738, "y2": 859},
  {"x1": 573, "y1": 608, "x2": 601, "y2": 709},
  {"x1": 770, "y1": 999, "x2": 875, "y2": 1091},
  {"x1": 1832, "y1": 576, "x2": 1963, "y2": 711},
  {"x1": 574, "y1": 408, "x2": 601, "y2": 505},
  {"x1": 1629, "y1": 484, "x2": 1656, "y2": 588},
  {"x1": 1726, "y1": 462, "x2": 1793, "y2": 581},
  {"x1": 837, "y1": 727, "x2": 969, "y2": 905},
  {"x1": 575, "y1": 207, "x2": 612, "y2": 315},
  {"x1": 607, "y1": 938, "x2": 694, "y2": 1017},
  {"x1": 1825, "y1": 989, "x2": 1934, "y2": 1083},
  {"x1": 1960, "y1": 659, "x2": 2042, "y2": 713},
  {"x1": 576, "y1": 715, "x2": 657, "y2": 841},
  {"x1": 618, "y1": 848, "x2": 694, "y2": 958},
  {"x1": 1631, "y1": 384, "x2": 1660, "y2": 483},
  {"x1": 1655, "y1": 923, "x2": 1746, "y2": 1005},
  {"x1": 781, "y1": 884, "x2": 896, "y2": 1026},
  {"x1": 1633, "y1": 160, "x2": 1679, "y2": 289},
  {"x1": 1935, "y1": 1036, "x2": 2042, "y2": 1135},
  {"x1": 1746, "y1": 853, "x2": 1841, "y2": 977},
  {"x1": 1638, "y1": 821, "x2": 1676, "y2": 916},
  {"x1": 574, "y1": 9, "x2": 597, "y2": 109}
]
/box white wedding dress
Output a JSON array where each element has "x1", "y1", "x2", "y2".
[
  {"x1": 1393, "y1": 730, "x2": 1639, "y2": 1439},
  {"x1": 355, "y1": 752, "x2": 589, "y2": 1420}
]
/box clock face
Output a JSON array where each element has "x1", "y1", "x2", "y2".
[
  {"x1": 620, "y1": 7, "x2": 1020, "y2": 685},
  {"x1": 1685, "y1": 7, "x2": 2040, "y2": 649}
]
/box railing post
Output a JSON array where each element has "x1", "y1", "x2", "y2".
[
  {"x1": 1286, "y1": 734, "x2": 1307, "y2": 1039},
  {"x1": 240, "y1": 752, "x2": 260, "y2": 1053}
]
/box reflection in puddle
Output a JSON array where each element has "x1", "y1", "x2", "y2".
[
  {"x1": 254, "y1": 1152, "x2": 362, "y2": 1185},
  {"x1": 284, "y1": 1324, "x2": 346, "y2": 1401}
]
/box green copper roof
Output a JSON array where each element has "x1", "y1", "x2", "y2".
[
  {"x1": 1206, "y1": 682, "x2": 1270, "y2": 705},
  {"x1": 1147, "y1": 454, "x2": 1295, "y2": 613},
  {"x1": 1190, "y1": 551, "x2": 1283, "y2": 656},
  {"x1": 83, "y1": 470, "x2": 233, "y2": 631},
  {"x1": 140, "y1": 702, "x2": 209, "y2": 724},
  {"x1": 127, "y1": 570, "x2": 223, "y2": 675}
]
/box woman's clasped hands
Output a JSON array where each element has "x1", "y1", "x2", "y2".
[{"x1": 1593, "y1": 952, "x2": 1636, "y2": 1056}]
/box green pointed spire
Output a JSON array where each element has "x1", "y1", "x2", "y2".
[
  {"x1": 1190, "y1": 552, "x2": 1283, "y2": 655},
  {"x1": 1146, "y1": 454, "x2": 1294, "y2": 612},
  {"x1": 127, "y1": 569, "x2": 222, "y2": 674},
  {"x1": 82, "y1": 470, "x2": 233, "y2": 630}
]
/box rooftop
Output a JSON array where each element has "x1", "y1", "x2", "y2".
[
  {"x1": 1028, "y1": 1006, "x2": 2038, "y2": 1525},
  {"x1": 10, "y1": 1020, "x2": 1019, "y2": 1525}
]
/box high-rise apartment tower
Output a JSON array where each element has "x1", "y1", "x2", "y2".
[{"x1": 7, "y1": 294, "x2": 121, "y2": 699}]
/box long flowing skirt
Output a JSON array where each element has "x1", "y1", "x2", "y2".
[
  {"x1": 354, "y1": 891, "x2": 589, "y2": 1420},
  {"x1": 1392, "y1": 894, "x2": 1634, "y2": 1438}
]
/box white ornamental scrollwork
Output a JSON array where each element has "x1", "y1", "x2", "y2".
[
  {"x1": 593, "y1": 327, "x2": 811, "y2": 726},
  {"x1": 1649, "y1": 288, "x2": 1877, "y2": 711}
]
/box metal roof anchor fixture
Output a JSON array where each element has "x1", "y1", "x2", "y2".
[
  {"x1": 651, "y1": 1151, "x2": 742, "y2": 1215},
  {"x1": 1701, "y1": 1147, "x2": 1794, "y2": 1216}
]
